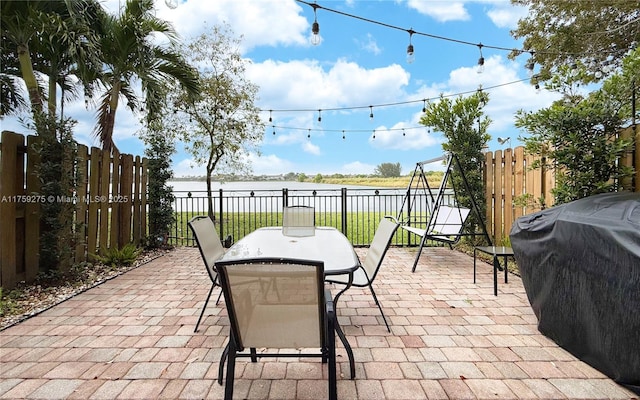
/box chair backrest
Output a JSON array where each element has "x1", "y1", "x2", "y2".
[
  {"x1": 216, "y1": 258, "x2": 325, "y2": 351},
  {"x1": 188, "y1": 215, "x2": 225, "y2": 282},
  {"x1": 282, "y1": 205, "x2": 315, "y2": 236},
  {"x1": 430, "y1": 205, "x2": 470, "y2": 235},
  {"x1": 362, "y1": 218, "x2": 400, "y2": 283}
]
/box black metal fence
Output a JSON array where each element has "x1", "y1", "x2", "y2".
[{"x1": 170, "y1": 187, "x2": 455, "y2": 247}]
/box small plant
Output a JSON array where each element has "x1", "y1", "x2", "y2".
[
  {"x1": 0, "y1": 288, "x2": 21, "y2": 317},
  {"x1": 92, "y1": 243, "x2": 141, "y2": 269}
]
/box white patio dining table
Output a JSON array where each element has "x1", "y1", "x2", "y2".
[{"x1": 216, "y1": 226, "x2": 360, "y2": 378}]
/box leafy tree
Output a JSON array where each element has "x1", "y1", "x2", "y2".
[
  {"x1": 420, "y1": 90, "x2": 491, "y2": 243},
  {"x1": 298, "y1": 173, "x2": 308, "y2": 182},
  {"x1": 90, "y1": 0, "x2": 199, "y2": 154},
  {"x1": 515, "y1": 55, "x2": 636, "y2": 205},
  {"x1": 313, "y1": 173, "x2": 323, "y2": 183},
  {"x1": 140, "y1": 118, "x2": 175, "y2": 248},
  {"x1": 374, "y1": 162, "x2": 401, "y2": 177},
  {"x1": 165, "y1": 24, "x2": 263, "y2": 219},
  {"x1": 510, "y1": 0, "x2": 640, "y2": 81}
]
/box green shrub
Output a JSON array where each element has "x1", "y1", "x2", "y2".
[{"x1": 92, "y1": 243, "x2": 141, "y2": 269}]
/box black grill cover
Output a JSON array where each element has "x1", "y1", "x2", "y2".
[{"x1": 509, "y1": 192, "x2": 640, "y2": 393}]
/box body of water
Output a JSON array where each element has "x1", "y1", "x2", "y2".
[{"x1": 169, "y1": 180, "x2": 399, "y2": 196}]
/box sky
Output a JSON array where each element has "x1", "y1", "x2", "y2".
[{"x1": 2, "y1": 0, "x2": 564, "y2": 177}]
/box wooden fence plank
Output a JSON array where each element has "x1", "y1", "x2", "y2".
[
  {"x1": 513, "y1": 147, "x2": 525, "y2": 220},
  {"x1": 110, "y1": 154, "x2": 121, "y2": 249},
  {"x1": 99, "y1": 150, "x2": 110, "y2": 253},
  {"x1": 0, "y1": 131, "x2": 21, "y2": 289},
  {"x1": 484, "y1": 151, "x2": 494, "y2": 237},
  {"x1": 493, "y1": 150, "x2": 504, "y2": 244},
  {"x1": 87, "y1": 147, "x2": 101, "y2": 258},
  {"x1": 75, "y1": 145, "x2": 89, "y2": 262},
  {"x1": 133, "y1": 156, "x2": 141, "y2": 245},
  {"x1": 119, "y1": 154, "x2": 134, "y2": 246},
  {"x1": 503, "y1": 148, "x2": 514, "y2": 240},
  {"x1": 25, "y1": 135, "x2": 40, "y2": 281},
  {"x1": 141, "y1": 157, "x2": 148, "y2": 244}
]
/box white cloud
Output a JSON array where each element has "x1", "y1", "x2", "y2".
[
  {"x1": 356, "y1": 33, "x2": 382, "y2": 55},
  {"x1": 173, "y1": 157, "x2": 206, "y2": 177},
  {"x1": 247, "y1": 153, "x2": 294, "y2": 175},
  {"x1": 156, "y1": 0, "x2": 308, "y2": 52},
  {"x1": 406, "y1": 0, "x2": 470, "y2": 22},
  {"x1": 302, "y1": 140, "x2": 321, "y2": 155},
  {"x1": 340, "y1": 161, "x2": 375, "y2": 175},
  {"x1": 248, "y1": 59, "x2": 410, "y2": 111},
  {"x1": 486, "y1": 5, "x2": 528, "y2": 29}
]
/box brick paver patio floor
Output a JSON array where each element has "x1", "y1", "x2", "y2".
[{"x1": 1, "y1": 247, "x2": 637, "y2": 399}]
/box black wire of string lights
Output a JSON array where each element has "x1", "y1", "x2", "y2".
[
  {"x1": 260, "y1": 78, "x2": 529, "y2": 136},
  {"x1": 295, "y1": 0, "x2": 582, "y2": 67}
]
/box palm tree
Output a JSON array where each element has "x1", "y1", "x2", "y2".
[
  {"x1": 1, "y1": 0, "x2": 103, "y2": 124},
  {"x1": 92, "y1": 0, "x2": 199, "y2": 154}
]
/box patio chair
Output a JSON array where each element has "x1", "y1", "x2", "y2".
[
  {"x1": 325, "y1": 217, "x2": 399, "y2": 332},
  {"x1": 216, "y1": 257, "x2": 348, "y2": 400},
  {"x1": 188, "y1": 215, "x2": 226, "y2": 333},
  {"x1": 282, "y1": 205, "x2": 315, "y2": 236}
]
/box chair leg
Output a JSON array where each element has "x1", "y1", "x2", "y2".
[
  {"x1": 368, "y1": 285, "x2": 390, "y2": 332},
  {"x1": 327, "y1": 314, "x2": 338, "y2": 400},
  {"x1": 224, "y1": 341, "x2": 236, "y2": 400},
  {"x1": 250, "y1": 348, "x2": 257, "y2": 362},
  {"x1": 218, "y1": 343, "x2": 229, "y2": 385},
  {"x1": 194, "y1": 284, "x2": 216, "y2": 333},
  {"x1": 411, "y1": 234, "x2": 428, "y2": 272},
  {"x1": 215, "y1": 287, "x2": 223, "y2": 305},
  {"x1": 331, "y1": 295, "x2": 355, "y2": 379}
]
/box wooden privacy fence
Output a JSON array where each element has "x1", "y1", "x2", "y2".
[
  {"x1": 484, "y1": 125, "x2": 639, "y2": 245},
  {"x1": 0, "y1": 131, "x2": 148, "y2": 289}
]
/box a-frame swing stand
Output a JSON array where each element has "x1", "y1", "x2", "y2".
[{"x1": 393, "y1": 153, "x2": 492, "y2": 272}]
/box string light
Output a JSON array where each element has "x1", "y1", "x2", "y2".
[
  {"x1": 307, "y1": 128, "x2": 311, "y2": 139},
  {"x1": 402, "y1": 128, "x2": 406, "y2": 137},
  {"x1": 422, "y1": 99, "x2": 427, "y2": 113},
  {"x1": 477, "y1": 44, "x2": 485, "y2": 74},
  {"x1": 372, "y1": 129, "x2": 376, "y2": 139},
  {"x1": 526, "y1": 52, "x2": 535, "y2": 77},
  {"x1": 406, "y1": 29, "x2": 415, "y2": 64},
  {"x1": 272, "y1": 125, "x2": 276, "y2": 135},
  {"x1": 268, "y1": 110, "x2": 272, "y2": 123},
  {"x1": 369, "y1": 105, "x2": 374, "y2": 121},
  {"x1": 342, "y1": 130, "x2": 345, "y2": 140},
  {"x1": 310, "y1": 2, "x2": 321, "y2": 46},
  {"x1": 317, "y1": 109, "x2": 322, "y2": 124}
]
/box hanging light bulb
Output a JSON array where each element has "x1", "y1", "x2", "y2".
[
  {"x1": 342, "y1": 130, "x2": 346, "y2": 140},
  {"x1": 272, "y1": 125, "x2": 276, "y2": 135},
  {"x1": 268, "y1": 110, "x2": 272, "y2": 123},
  {"x1": 526, "y1": 52, "x2": 535, "y2": 77},
  {"x1": 406, "y1": 29, "x2": 415, "y2": 64},
  {"x1": 477, "y1": 44, "x2": 485, "y2": 74},
  {"x1": 369, "y1": 105, "x2": 374, "y2": 121},
  {"x1": 307, "y1": 129, "x2": 311, "y2": 139},
  {"x1": 317, "y1": 109, "x2": 322, "y2": 125},
  {"x1": 310, "y1": 4, "x2": 321, "y2": 46},
  {"x1": 402, "y1": 128, "x2": 406, "y2": 137},
  {"x1": 372, "y1": 130, "x2": 376, "y2": 139},
  {"x1": 422, "y1": 99, "x2": 427, "y2": 113}
]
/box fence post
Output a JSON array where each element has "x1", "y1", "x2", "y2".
[
  {"x1": 218, "y1": 188, "x2": 224, "y2": 240},
  {"x1": 340, "y1": 188, "x2": 347, "y2": 234},
  {"x1": 0, "y1": 131, "x2": 22, "y2": 289}
]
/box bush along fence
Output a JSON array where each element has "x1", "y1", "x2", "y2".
[{"x1": 0, "y1": 131, "x2": 148, "y2": 289}]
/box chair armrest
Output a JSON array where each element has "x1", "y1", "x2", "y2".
[
  {"x1": 325, "y1": 288, "x2": 335, "y2": 318},
  {"x1": 383, "y1": 215, "x2": 402, "y2": 225}
]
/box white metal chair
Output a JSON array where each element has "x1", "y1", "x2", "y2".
[
  {"x1": 188, "y1": 215, "x2": 226, "y2": 333},
  {"x1": 282, "y1": 205, "x2": 315, "y2": 236},
  {"x1": 216, "y1": 257, "x2": 348, "y2": 400},
  {"x1": 325, "y1": 217, "x2": 399, "y2": 332}
]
